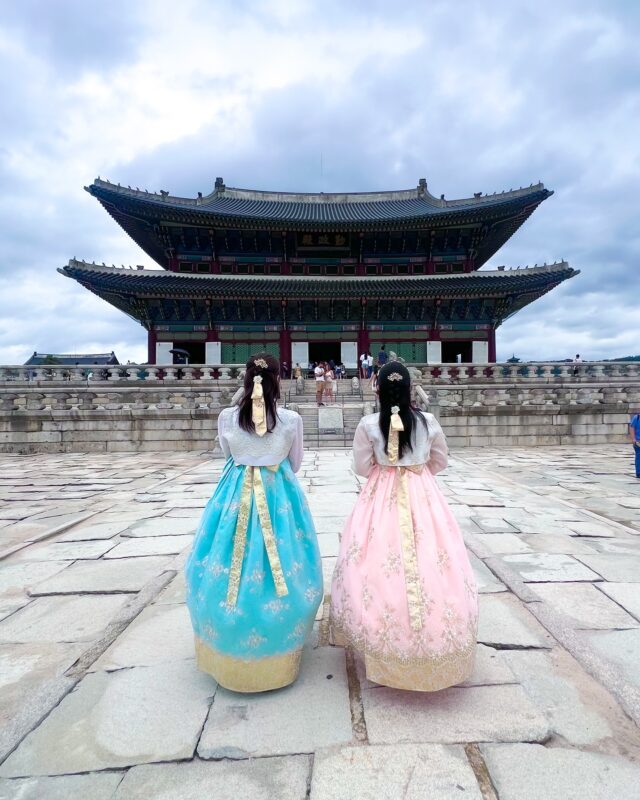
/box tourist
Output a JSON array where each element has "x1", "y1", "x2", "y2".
[
  {"x1": 314, "y1": 361, "x2": 325, "y2": 406},
  {"x1": 359, "y1": 351, "x2": 368, "y2": 379},
  {"x1": 329, "y1": 361, "x2": 478, "y2": 691},
  {"x1": 370, "y1": 363, "x2": 379, "y2": 392},
  {"x1": 337, "y1": 361, "x2": 346, "y2": 379},
  {"x1": 281, "y1": 361, "x2": 289, "y2": 379},
  {"x1": 572, "y1": 353, "x2": 583, "y2": 377},
  {"x1": 629, "y1": 410, "x2": 640, "y2": 479},
  {"x1": 185, "y1": 353, "x2": 322, "y2": 692},
  {"x1": 324, "y1": 361, "x2": 336, "y2": 404},
  {"x1": 378, "y1": 344, "x2": 388, "y2": 366},
  {"x1": 294, "y1": 363, "x2": 302, "y2": 379},
  {"x1": 366, "y1": 352, "x2": 374, "y2": 378}
]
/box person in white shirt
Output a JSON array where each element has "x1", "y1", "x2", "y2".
[
  {"x1": 314, "y1": 362, "x2": 325, "y2": 406},
  {"x1": 572, "y1": 353, "x2": 583, "y2": 377},
  {"x1": 185, "y1": 352, "x2": 322, "y2": 692},
  {"x1": 359, "y1": 352, "x2": 368, "y2": 379}
]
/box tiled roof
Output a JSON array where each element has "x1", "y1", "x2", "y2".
[
  {"x1": 88, "y1": 178, "x2": 551, "y2": 226},
  {"x1": 60, "y1": 260, "x2": 577, "y2": 300},
  {"x1": 24, "y1": 352, "x2": 119, "y2": 366}
]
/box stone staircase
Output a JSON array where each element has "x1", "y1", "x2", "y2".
[{"x1": 279, "y1": 378, "x2": 374, "y2": 449}]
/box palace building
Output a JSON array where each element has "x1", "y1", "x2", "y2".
[{"x1": 60, "y1": 177, "x2": 577, "y2": 367}]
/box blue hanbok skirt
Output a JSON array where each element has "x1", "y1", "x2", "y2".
[{"x1": 185, "y1": 457, "x2": 322, "y2": 692}]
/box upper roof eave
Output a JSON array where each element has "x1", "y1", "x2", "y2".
[{"x1": 87, "y1": 177, "x2": 552, "y2": 227}]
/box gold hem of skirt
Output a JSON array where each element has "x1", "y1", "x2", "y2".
[
  {"x1": 331, "y1": 628, "x2": 476, "y2": 692},
  {"x1": 194, "y1": 637, "x2": 302, "y2": 693}
]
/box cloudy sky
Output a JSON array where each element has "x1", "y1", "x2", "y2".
[{"x1": 0, "y1": 0, "x2": 638, "y2": 363}]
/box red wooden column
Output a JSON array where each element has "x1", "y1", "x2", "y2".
[
  {"x1": 279, "y1": 329, "x2": 292, "y2": 366},
  {"x1": 147, "y1": 330, "x2": 157, "y2": 364}
]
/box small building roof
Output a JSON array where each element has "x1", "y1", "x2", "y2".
[{"x1": 24, "y1": 351, "x2": 119, "y2": 366}]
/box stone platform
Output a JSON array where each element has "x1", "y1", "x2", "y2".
[{"x1": 0, "y1": 445, "x2": 640, "y2": 798}]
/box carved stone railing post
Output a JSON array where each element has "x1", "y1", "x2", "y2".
[
  {"x1": 199, "y1": 368, "x2": 214, "y2": 380},
  {"x1": 107, "y1": 367, "x2": 121, "y2": 382},
  {"x1": 145, "y1": 367, "x2": 159, "y2": 381}
]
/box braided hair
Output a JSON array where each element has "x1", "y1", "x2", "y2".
[
  {"x1": 237, "y1": 352, "x2": 280, "y2": 433},
  {"x1": 377, "y1": 362, "x2": 427, "y2": 459}
]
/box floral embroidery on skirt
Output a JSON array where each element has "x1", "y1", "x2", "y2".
[
  {"x1": 185, "y1": 458, "x2": 322, "y2": 692},
  {"x1": 330, "y1": 464, "x2": 478, "y2": 691}
]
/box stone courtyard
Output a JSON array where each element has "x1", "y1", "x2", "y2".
[{"x1": 0, "y1": 445, "x2": 639, "y2": 799}]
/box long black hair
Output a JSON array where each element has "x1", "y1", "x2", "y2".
[
  {"x1": 377, "y1": 361, "x2": 427, "y2": 459},
  {"x1": 237, "y1": 352, "x2": 280, "y2": 434}
]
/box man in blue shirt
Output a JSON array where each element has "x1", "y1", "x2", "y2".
[
  {"x1": 629, "y1": 411, "x2": 640, "y2": 479},
  {"x1": 378, "y1": 344, "x2": 388, "y2": 366}
]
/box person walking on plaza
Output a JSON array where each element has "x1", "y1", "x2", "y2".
[
  {"x1": 629, "y1": 410, "x2": 640, "y2": 479},
  {"x1": 329, "y1": 361, "x2": 478, "y2": 690},
  {"x1": 185, "y1": 353, "x2": 322, "y2": 692},
  {"x1": 378, "y1": 344, "x2": 388, "y2": 366},
  {"x1": 314, "y1": 361, "x2": 326, "y2": 406}
]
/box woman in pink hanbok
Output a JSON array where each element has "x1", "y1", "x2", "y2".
[{"x1": 330, "y1": 362, "x2": 478, "y2": 691}]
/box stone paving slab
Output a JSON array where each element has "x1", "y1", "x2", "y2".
[
  {"x1": 0, "y1": 641, "x2": 84, "y2": 729},
  {"x1": 468, "y1": 552, "x2": 506, "y2": 593},
  {"x1": 0, "y1": 593, "x2": 133, "y2": 643},
  {"x1": 576, "y1": 553, "x2": 640, "y2": 582},
  {"x1": 598, "y1": 582, "x2": 640, "y2": 621},
  {"x1": 198, "y1": 647, "x2": 352, "y2": 759},
  {"x1": 500, "y1": 553, "x2": 601, "y2": 582},
  {"x1": 0, "y1": 660, "x2": 214, "y2": 776},
  {"x1": 123, "y1": 516, "x2": 199, "y2": 537},
  {"x1": 480, "y1": 743, "x2": 640, "y2": 800},
  {"x1": 310, "y1": 743, "x2": 483, "y2": 800},
  {"x1": 478, "y1": 594, "x2": 552, "y2": 648},
  {"x1": 361, "y1": 683, "x2": 550, "y2": 744},
  {"x1": 91, "y1": 603, "x2": 193, "y2": 671},
  {"x1": 9, "y1": 538, "x2": 117, "y2": 562},
  {"x1": 28, "y1": 556, "x2": 171, "y2": 595},
  {"x1": 104, "y1": 534, "x2": 193, "y2": 559},
  {"x1": 585, "y1": 628, "x2": 640, "y2": 693},
  {"x1": 114, "y1": 755, "x2": 310, "y2": 800},
  {"x1": 531, "y1": 583, "x2": 638, "y2": 630},
  {"x1": 502, "y1": 650, "x2": 614, "y2": 746},
  {"x1": 0, "y1": 772, "x2": 125, "y2": 800}
]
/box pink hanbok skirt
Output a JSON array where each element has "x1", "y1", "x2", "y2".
[{"x1": 329, "y1": 464, "x2": 478, "y2": 691}]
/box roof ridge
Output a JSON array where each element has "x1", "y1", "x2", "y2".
[{"x1": 89, "y1": 177, "x2": 547, "y2": 208}]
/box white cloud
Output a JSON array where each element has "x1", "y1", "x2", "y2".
[{"x1": 0, "y1": 0, "x2": 639, "y2": 363}]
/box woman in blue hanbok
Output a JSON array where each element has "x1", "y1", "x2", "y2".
[{"x1": 185, "y1": 353, "x2": 322, "y2": 692}]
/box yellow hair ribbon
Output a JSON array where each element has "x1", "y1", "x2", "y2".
[
  {"x1": 251, "y1": 375, "x2": 267, "y2": 436},
  {"x1": 388, "y1": 404, "x2": 404, "y2": 464}
]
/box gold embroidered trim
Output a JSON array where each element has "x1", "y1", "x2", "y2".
[
  {"x1": 396, "y1": 465, "x2": 423, "y2": 631},
  {"x1": 226, "y1": 464, "x2": 288, "y2": 607},
  {"x1": 330, "y1": 620, "x2": 476, "y2": 692},
  {"x1": 195, "y1": 637, "x2": 302, "y2": 692}
]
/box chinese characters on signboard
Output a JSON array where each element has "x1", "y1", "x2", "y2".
[{"x1": 297, "y1": 233, "x2": 350, "y2": 248}]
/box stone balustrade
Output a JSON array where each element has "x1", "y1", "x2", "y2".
[
  {"x1": 0, "y1": 364, "x2": 246, "y2": 385},
  {"x1": 1, "y1": 371, "x2": 638, "y2": 453},
  {"x1": 1, "y1": 361, "x2": 639, "y2": 386}
]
